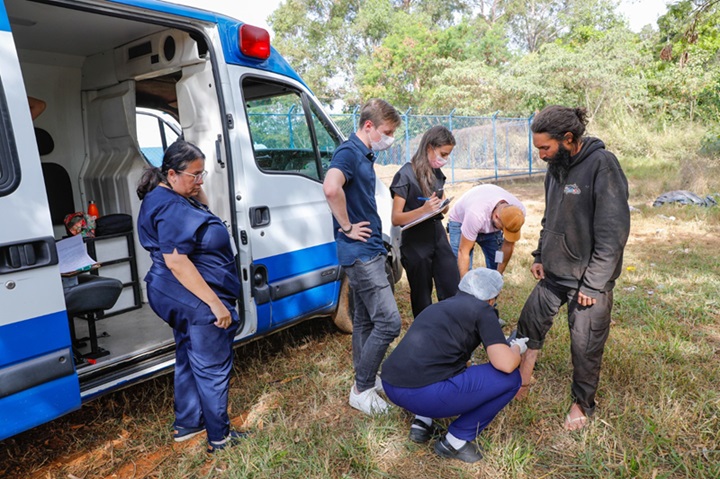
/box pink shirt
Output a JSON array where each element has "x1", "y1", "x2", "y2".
[{"x1": 448, "y1": 184, "x2": 526, "y2": 240}]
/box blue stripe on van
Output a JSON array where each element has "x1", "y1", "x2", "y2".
[
  {"x1": 0, "y1": 2, "x2": 10, "y2": 32},
  {"x1": 255, "y1": 242, "x2": 338, "y2": 283},
  {"x1": 0, "y1": 374, "x2": 80, "y2": 441},
  {"x1": 271, "y1": 281, "x2": 339, "y2": 326},
  {"x1": 0, "y1": 311, "x2": 72, "y2": 368}
]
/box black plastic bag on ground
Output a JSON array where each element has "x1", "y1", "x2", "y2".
[{"x1": 652, "y1": 190, "x2": 718, "y2": 208}]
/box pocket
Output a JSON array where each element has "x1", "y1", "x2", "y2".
[
  {"x1": 541, "y1": 230, "x2": 582, "y2": 278},
  {"x1": 147, "y1": 274, "x2": 202, "y2": 309}
]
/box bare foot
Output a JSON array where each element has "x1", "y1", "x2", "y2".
[
  {"x1": 515, "y1": 384, "x2": 530, "y2": 400},
  {"x1": 564, "y1": 403, "x2": 587, "y2": 431}
]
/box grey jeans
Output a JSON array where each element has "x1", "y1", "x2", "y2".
[
  {"x1": 517, "y1": 279, "x2": 613, "y2": 416},
  {"x1": 344, "y1": 254, "x2": 401, "y2": 392}
]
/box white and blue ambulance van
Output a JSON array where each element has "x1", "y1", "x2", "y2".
[{"x1": 0, "y1": 0, "x2": 401, "y2": 441}]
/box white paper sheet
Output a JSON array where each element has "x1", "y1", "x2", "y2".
[{"x1": 56, "y1": 235, "x2": 96, "y2": 274}]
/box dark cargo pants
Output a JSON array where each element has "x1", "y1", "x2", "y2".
[{"x1": 517, "y1": 279, "x2": 613, "y2": 415}]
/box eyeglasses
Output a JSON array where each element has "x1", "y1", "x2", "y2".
[{"x1": 179, "y1": 170, "x2": 208, "y2": 184}]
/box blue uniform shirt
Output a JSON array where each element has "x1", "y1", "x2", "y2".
[
  {"x1": 329, "y1": 132, "x2": 386, "y2": 266},
  {"x1": 137, "y1": 186, "x2": 241, "y2": 304}
]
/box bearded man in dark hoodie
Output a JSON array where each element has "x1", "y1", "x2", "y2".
[{"x1": 515, "y1": 105, "x2": 630, "y2": 431}]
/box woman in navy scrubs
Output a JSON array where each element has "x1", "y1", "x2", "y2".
[
  {"x1": 389, "y1": 126, "x2": 460, "y2": 317},
  {"x1": 137, "y1": 140, "x2": 245, "y2": 453},
  {"x1": 381, "y1": 268, "x2": 527, "y2": 463}
]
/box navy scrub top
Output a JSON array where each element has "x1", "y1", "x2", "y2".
[{"x1": 138, "y1": 186, "x2": 241, "y2": 305}]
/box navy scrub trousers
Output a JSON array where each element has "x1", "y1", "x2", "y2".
[{"x1": 148, "y1": 284, "x2": 239, "y2": 443}]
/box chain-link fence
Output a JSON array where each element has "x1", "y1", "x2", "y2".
[
  {"x1": 334, "y1": 108, "x2": 543, "y2": 185},
  {"x1": 249, "y1": 108, "x2": 544, "y2": 185}
]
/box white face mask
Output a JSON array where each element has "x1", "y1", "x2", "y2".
[
  {"x1": 370, "y1": 131, "x2": 395, "y2": 151},
  {"x1": 429, "y1": 149, "x2": 448, "y2": 168}
]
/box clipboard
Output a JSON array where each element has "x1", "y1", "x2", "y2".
[{"x1": 401, "y1": 197, "x2": 453, "y2": 231}]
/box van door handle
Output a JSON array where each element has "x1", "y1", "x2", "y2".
[
  {"x1": 0, "y1": 236, "x2": 58, "y2": 274},
  {"x1": 249, "y1": 206, "x2": 271, "y2": 228},
  {"x1": 215, "y1": 134, "x2": 225, "y2": 168}
]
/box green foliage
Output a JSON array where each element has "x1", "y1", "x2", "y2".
[
  {"x1": 700, "y1": 127, "x2": 720, "y2": 156},
  {"x1": 269, "y1": 0, "x2": 720, "y2": 125}
]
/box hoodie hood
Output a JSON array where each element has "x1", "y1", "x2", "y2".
[{"x1": 570, "y1": 137, "x2": 605, "y2": 169}]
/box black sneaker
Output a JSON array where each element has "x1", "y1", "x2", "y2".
[
  {"x1": 408, "y1": 419, "x2": 443, "y2": 443},
  {"x1": 206, "y1": 430, "x2": 249, "y2": 453},
  {"x1": 433, "y1": 437, "x2": 484, "y2": 463}
]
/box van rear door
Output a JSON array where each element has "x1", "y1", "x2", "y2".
[{"x1": 0, "y1": 1, "x2": 80, "y2": 441}]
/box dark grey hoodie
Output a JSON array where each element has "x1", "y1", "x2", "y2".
[{"x1": 533, "y1": 137, "x2": 630, "y2": 296}]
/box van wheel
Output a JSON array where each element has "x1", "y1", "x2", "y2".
[
  {"x1": 331, "y1": 276, "x2": 353, "y2": 334},
  {"x1": 331, "y1": 259, "x2": 396, "y2": 334}
]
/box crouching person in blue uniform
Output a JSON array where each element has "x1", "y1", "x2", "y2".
[
  {"x1": 137, "y1": 140, "x2": 246, "y2": 453},
  {"x1": 380, "y1": 268, "x2": 527, "y2": 463}
]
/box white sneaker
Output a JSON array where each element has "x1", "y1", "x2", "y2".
[
  {"x1": 375, "y1": 375, "x2": 384, "y2": 394},
  {"x1": 349, "y1": 385, "x2": 389, "y2": 416}
]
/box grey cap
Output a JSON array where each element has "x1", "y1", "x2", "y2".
[{"x1": 458, "y1": 267, "x2": 503, "y2": 301}]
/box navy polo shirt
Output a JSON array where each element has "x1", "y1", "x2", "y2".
[
  {"x1": 329, "y1": 132, "x2": 386, "y2": 266},
  {"x1": 137, "y1": 186, "x2": 241, "y2": 304},
  {"x1": 380, "y1": 292, "x2": 508, "y2": 388}
]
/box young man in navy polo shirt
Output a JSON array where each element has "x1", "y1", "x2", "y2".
[{"x1": 323, "y1": 98, "x2": 402, "y2": 416}]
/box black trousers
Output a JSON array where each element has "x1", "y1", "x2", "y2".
[
  {"x1": 517, "y1": 278, "x2": 613, "y2": 415},
  {"x1": 401, "y1": 220, "x2": 460, "y2": 318}
]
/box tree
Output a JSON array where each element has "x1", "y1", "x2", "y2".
[
  {"x1": 269, "y1": 0, "x2": 365, "y2": 104},
  {"x1": 505, "y1": 0, "x2": 569, "y2": 52}
]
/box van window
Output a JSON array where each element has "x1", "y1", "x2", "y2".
[
  {"x1": 136, "y1": 109, "x2": 181, "y2": 167},
  {"x1": 0, "y1": 80, "x2": 21, "y2": 197},
  {"x1": 244, "y1": 79, "x2": 340, "y2": 180}
]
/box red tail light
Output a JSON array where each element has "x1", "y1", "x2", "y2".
[{"x1": 239, "y1": 24, "x2": 270, "y2": 60}]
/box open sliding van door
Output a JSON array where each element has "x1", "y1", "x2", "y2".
[{"x1": 0, "y1": 1, "x2": 80, "y2": 440}]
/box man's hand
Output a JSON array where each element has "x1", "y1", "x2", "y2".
[
  {"x1": 340, "y1": 221, "x2": 371, "y2": 242},
  {"x1": 530, "y1": 263, "x2": 545, "y2": 280},
  {"x1": 577, "y1": 291, "x2": 597, "y2": 307}
]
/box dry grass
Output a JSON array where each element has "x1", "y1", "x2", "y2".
[{"x1": 1, "y1": 133, "x2": 719, "y2": 478}]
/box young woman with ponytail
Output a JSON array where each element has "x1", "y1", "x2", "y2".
[{"x1": 389, "y1": 126, "x2": 460, "y2": 317}]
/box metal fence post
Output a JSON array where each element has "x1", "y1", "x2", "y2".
[
  {"x1": 352, "y1": 105, "x2": 359, "y2": 132},
  {"x1": 528, "y1": 113, "x2": 535, "y2": 176},
  {"x1": 492, "y1": 111, "x2": 499, "y2": 180},
  {"x1": 404, "y1": 107, "x2": 412, "y2": 164},
  {"x1": 288, "y1": 104, "x2": 296, "y2": 148}
]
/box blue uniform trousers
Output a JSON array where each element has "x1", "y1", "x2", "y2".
[
  {"x1": 383, "y1": 364, "x2": 521, "y2": 441},
  {"x1": 448, "y1": 221, "x2": 504, "y2": 270},
  {"x1": 148, "y1": 285, "x2": 238, "y2": 442}
]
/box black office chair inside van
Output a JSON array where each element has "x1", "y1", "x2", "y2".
[{"x1": 64, "y1": 274, "x2": 123, "y2": 361}]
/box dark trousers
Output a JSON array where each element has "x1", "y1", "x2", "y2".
[
  {"x1": 517, "y1": 279, "x2": 613, "y2": 415},
  {"x1": 148, "y1": 285, "x2": 239, "y2": 442},
  {"x1": 345, "y1": 254, "x2": 402, "y2": 392},
  {"x1": 383, "y1": 364, "x2": 521, "y2": 441},
  {"x1": 401, "y1": 220, "x2": 460, "y2": 317}
]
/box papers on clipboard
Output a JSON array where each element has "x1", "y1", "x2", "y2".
[
  {"x1": 401, "y1": 197, "x2": 453, "y2": 231},
  {"x1": 56, "y1": 234, "x2": 96, "y2": 274}
]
